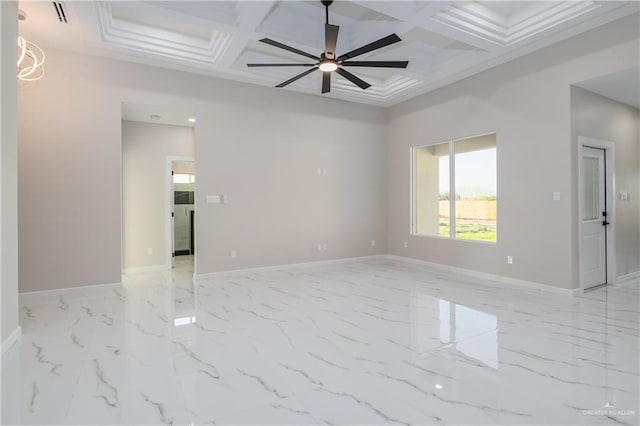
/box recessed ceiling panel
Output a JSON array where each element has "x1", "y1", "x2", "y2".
[
  {"x1": 95, "y1": 1, "x2": 233, "y2": 67},
  {"x1": 306, "y1": 0, "x2": 400, "y2": 23},
  {"x1": 432, "y1": 0, "x2": 604, "y2": 46},
  {"x1": 403, "y1": 26, "x2": 485, "y2": 52},
  {"x1": 146, "y1": 1, "x2": 239, "y2": 27},
  {"x1": 110, "y1": 2, "x2": 215, "y2": 40},
  {"x1": 256, "y1": 2, "x2": 327, "y2": 54}
]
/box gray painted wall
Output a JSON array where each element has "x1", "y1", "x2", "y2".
[
  {"x1": 571, "y1": 86, "x2": 640, "y2": 278},
  {"x1": 18, "y1": 48, "x2": 387, "y2": 291},
  {"x1": 194, "y1": 94, "x2": 387, "y2": 273},
  {"x1": 1, "y1": 1, "x2": 19, "y2": 342},
  {"x1": 122, "y1": 121, "x2": 194, "y2": 270},
  {"x1": 386, "y1": 14, "x2": 639, "y2": 289}
]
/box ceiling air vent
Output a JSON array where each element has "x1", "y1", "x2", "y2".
[{"x1": 52, "y1": 2, "x2": 68, "y2": 24}]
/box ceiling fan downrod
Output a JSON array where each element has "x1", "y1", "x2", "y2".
[{"x1": 321, "y1": 0, "x2": 333, "y2": 25}]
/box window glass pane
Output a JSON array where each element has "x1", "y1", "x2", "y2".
[
  {"x1": 414, "y1": 143, "x2": 450, "y2": 236},
  {"x1": 582, "y1": 157, "x2": 598, "y2": 220},
  {"x1": 438, "y1": 155, "x2": 450, "y2": 237},
  {"x1": 173, "y1": 173, "x2": 193, "y2": 184},
  {"x1": 454, "y1": 134, "x2": 497, "y2": 242}
]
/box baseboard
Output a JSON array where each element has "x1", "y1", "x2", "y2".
[
  {"x1": 385, "y1": 254, "x2": 581, "y2": 296},
  {"x1": 196, "y1": 254, "x2": 580, "y2": 296},
  {"x1": 195, "y1": 255, "x2": 387, "y2": 281},
  {"x1": 19, "y1": 281, "x2": 122, "y2": 297},
  {"x1": 616, "y1": 270, "x2": 640, "y2": 284},
  {"x1": 123, "y1": 264, "x2": 171, "y2": 275},
  {"x1": 1, "y1": 326, "x2": 22, "y2": 354}
]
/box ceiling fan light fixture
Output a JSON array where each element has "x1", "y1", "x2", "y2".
[
  {"x1": 247, "y1": 0, "x2": 407, "y2": 93},
  {"x1": 319, "y1": 61, "x2": 338, "y2": 72}
]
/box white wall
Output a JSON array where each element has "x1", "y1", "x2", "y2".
[
  {"x1": 386, "y1": 14, "x2": 639, "y2": 289},
  {"x1": 18, "y1": 47, "x2": 387, "y2": 291},
  {"x1": 1, "y1": 0, "x2": 19, "y2": 342},
  {"x1": 571, "y1": 86, "x2": 640, "y2": 279},
  {"x1": 122, "y1": 121, "x2": 194, "y2": 270},
  {"x1": 194, "y1": 97, "x2": 387, "y2": 273}
]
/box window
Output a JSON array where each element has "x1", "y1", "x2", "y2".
[
  {"x1": 173, "y1": 173, "x2": 195, "y2": 184},
  {"x1": 412, "y1": 133, "x2": 497, "y2": 242}
]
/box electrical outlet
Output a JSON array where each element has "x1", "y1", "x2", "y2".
[
  {"x1": 507, "y1": 256, "x2": 513, "y2": 264},
  {"x1": 147, "y1": 247, "x2": 153, "y2": 255},
  {"x1": 231, "y1": 250, "x2": 237, "y2": 258},
  {"x1": 323, "y1": 243, "x2": 328, "y2": 251},
  {"x1": 371, "y1": 239, "x2": 376, "y2": 247},
  {"x1": 404, "y1": 241, "x2": 408, "y2": 248}
]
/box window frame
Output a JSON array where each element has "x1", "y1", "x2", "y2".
[{"x1": 410, "y1": 131, "x2": 497, "y2": 244}]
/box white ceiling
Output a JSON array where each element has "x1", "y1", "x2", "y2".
[
  {"x1": 17, "y1": 1, "x2": 640, "y2": 107},
  {"x1": 575, "y1": 67, "x2": 640, "y2": 109}
]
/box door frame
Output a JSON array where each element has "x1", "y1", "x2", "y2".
[
  {"x1": 577, "y1": 136, "x2": 616, "y2": 290},
  {"x1": 166, "y1": 156, "x2": 195, "y2": 268}
]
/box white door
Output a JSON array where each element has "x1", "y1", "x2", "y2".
[
  {"x1": 580, "y1": 146, "x2": 607, "y2": 288},
  {"x1": 171, "y1": 169, "x2": 176, "y2": 269}
]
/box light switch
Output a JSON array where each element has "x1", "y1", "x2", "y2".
[
  {"x1": 553, "y1": 192, "x2": 561, "y2": 201},
  {"x1": 206, "y1": 195, "x2": 221, "y2": 204}
]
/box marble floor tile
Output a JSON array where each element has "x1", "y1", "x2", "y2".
[{"x1": 2, "y1": 255, "x2": 638, "y2": 425}]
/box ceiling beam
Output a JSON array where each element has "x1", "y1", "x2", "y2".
[{"x1": 217, "y1": 1, "x2": 277, "y2": 69}]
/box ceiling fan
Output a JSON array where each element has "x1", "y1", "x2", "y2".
[{"x1": 247, "y1": 0, "x2": 408, "y2": 94}]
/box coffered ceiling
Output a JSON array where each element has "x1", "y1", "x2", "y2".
[{"x1": 17, "y1": 1, "x2": 639, "y2": 106}]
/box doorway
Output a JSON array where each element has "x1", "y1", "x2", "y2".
[
  {"x1": 578, "y1": 136, "x2": 615, "y2": 290},
  {"x1": 169, "y1": 159, "x2": 195, "y2": 270}
]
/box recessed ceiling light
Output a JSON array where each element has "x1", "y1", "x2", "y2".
[
  {"x1": 188, "y1": 117, "x2": 196, "y2": 123},
  {"x1": 150, "y1": 114, "x2": 161, "y2": 120},
  {"x1": 435, "y1": 384, "x2": 443, "y2": 390}
]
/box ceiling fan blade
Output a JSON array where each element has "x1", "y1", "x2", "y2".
[
  {"x1": 341, "y1": 60, "x2": 408, "y2": 68},
  {"x1": 338, "y1": 34, "x2": 402, "y2": 61},
  {"x1": 275, "y1": 67, "x2": 318, "y2": 88},
  {"x1": 325, "y1": 24, "x2": 339, "y2": 59},
  {"x1": 322, "y1": 72, "x2": 331, "y2": 94},
  {"x1": 335, "y1": 68, "x2": 371, "y2": 90},
  {"x1": 259, "y1": 38, "x2": 320, "y2": 60},
  {"x1": 247, "y1": 63, "x2": 316, "y2": 67}
]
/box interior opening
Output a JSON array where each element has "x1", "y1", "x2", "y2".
[
  {"x1": 172, "y1": 160, "x2": 196, "y2": 272},
  {"x1": 121, "y1": 102, "x2": 196, "y2": 276}
]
